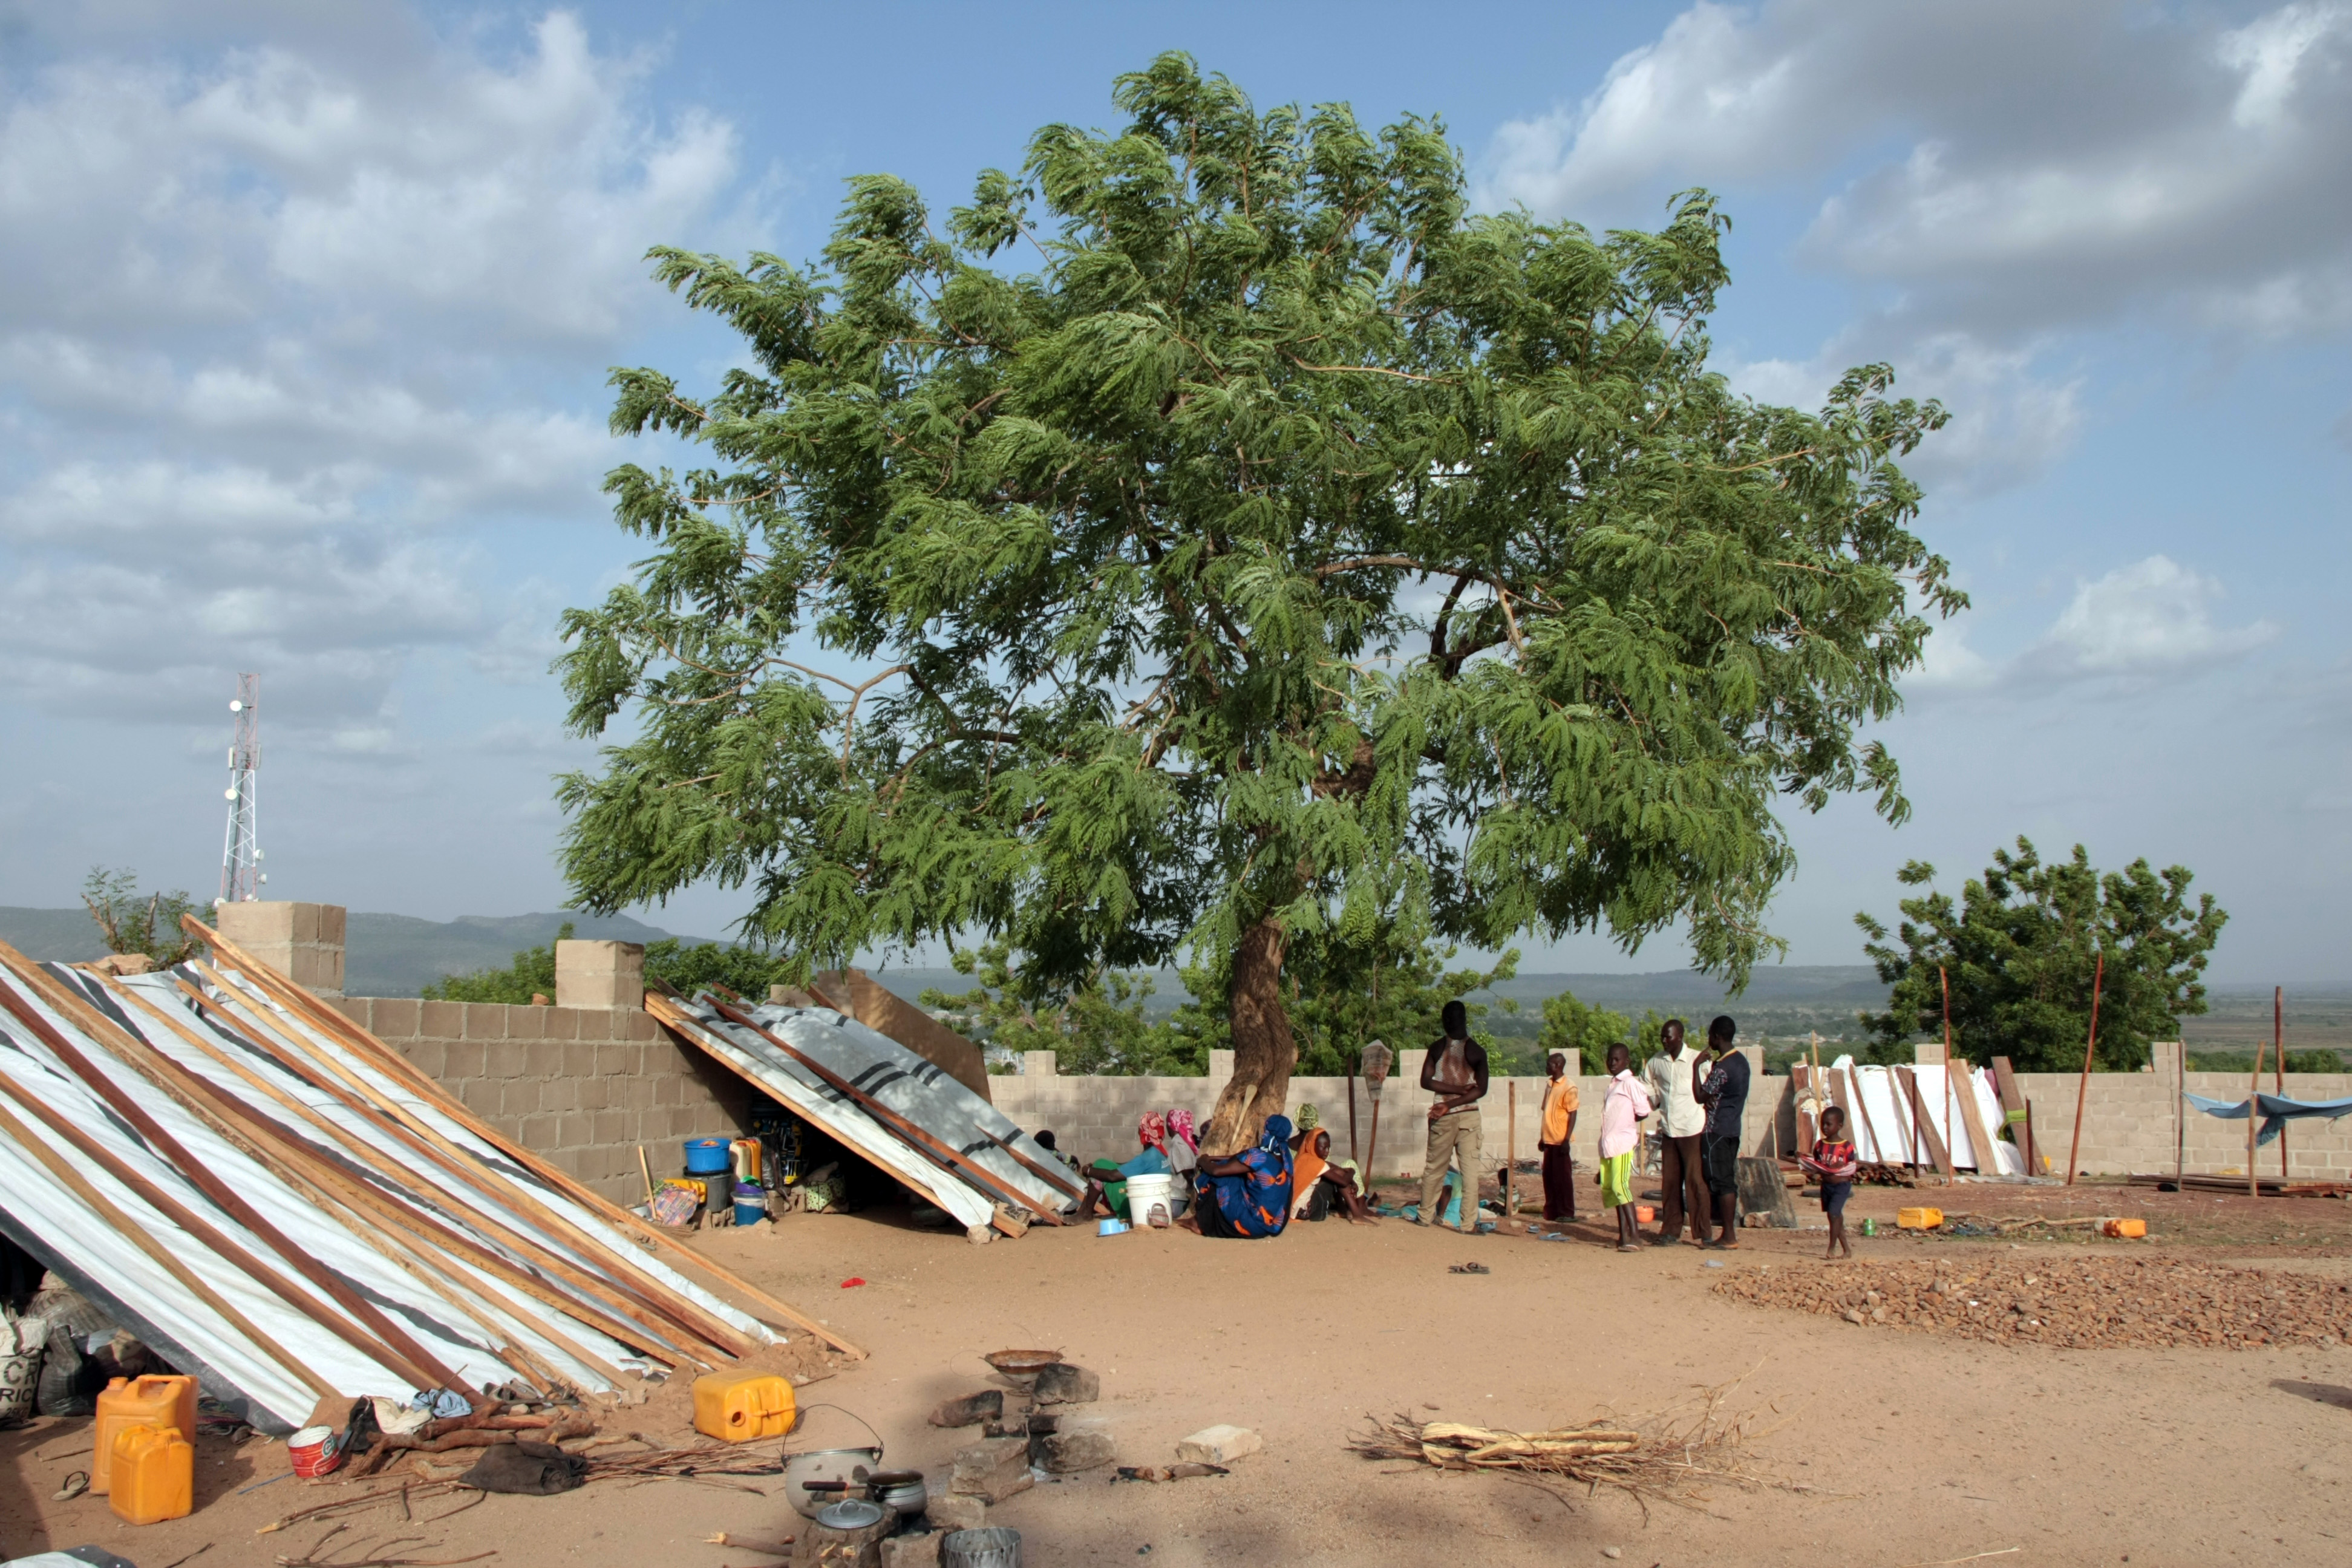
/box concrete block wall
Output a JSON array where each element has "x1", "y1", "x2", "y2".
[
  {"x1": 216, "y1": 901, "x2": 346, "y2": 998},
  {"x1": 333, "y1": 996, "x2": 753, "y2": 1205},
  {"x1": 991, "y1": 1054, "x2": 2352, "y2": 1184},
  {"x1": 988, "y1": 1048, "x2": 1783, "y2": 1180}
]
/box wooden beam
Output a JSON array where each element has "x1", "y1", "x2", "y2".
[
  {"x1": 0, "y1": 947, "x2": 458, "y2": 1388},
  {"x1": 184, "y1": 913, "x2": 866, "y2": 1362}
]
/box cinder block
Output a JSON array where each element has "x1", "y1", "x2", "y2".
[
  {"x1": 501, "y1": 1080, "x2": 544, "y2": 1119},
  {"x1": 519, "y1": 1114, "x2": 561, "y2": 1149},
  {"x1": 463, "y1": 1004, "x2": 508, "y2": 1042},
  {"x1": 402, "y1": 1040, "x2": 448, "y2": 1080},
  {"x1": 557, "y1": 1112, "x2": 590, "y2": 1148},
  {"x1": 554, "y1": 940, "x2": 645, "y2": 1011},
  {"x1": 541, "y1": 1009, "x2": 579, "y2": 1042},
  {"x1": 482, "y1": 1041, "x2": 525, "y2": 1079},
  {"x1": 371, "y1": 998, "x2": 421, "y2": 1038},
  {"x1": 419, "y1": 1001, "x2": 464, "y2": 1040},
  {"x1": 574, "y1": 1010, "x2": 616, "y2": 1044},
  {"x1": 331, "y1": 998, "x2": 370, "y2": 1029},
  {"x1": 626, "y1": 1011, "x2": 659, "y2": 1041},
  {"x1": 577, "y1": 1076, "x2": 609, "y2": 1111},
  {"x1": 592, "y1": 1109, "x2": 629, "y2": 1145},
  {"x1": 505, "y1": 1006, "x2": 544, "y2": 1041},
  {"x1": 523, "y1": 1041, "x2": 564, "y2": 1079},
  {"x1": 217, "y1": 901, "x2": 296, "y2": 946}
]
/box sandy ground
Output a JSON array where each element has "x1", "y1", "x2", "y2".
[{"x1": 5, "y1": 1180, "x2": 2351, "y2": 1568}]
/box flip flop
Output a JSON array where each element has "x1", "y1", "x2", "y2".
[{"x1": 1447, "y1": 1262, "x2": 1491, "y2": 1275}]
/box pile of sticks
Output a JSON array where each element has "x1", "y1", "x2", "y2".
[{"x1": 1349, "y1": 1379, "x2": 1771, "y2": 1513}]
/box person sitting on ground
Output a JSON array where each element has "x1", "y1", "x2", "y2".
[
  {"x1": 1031, "y1": 1129, "x2": 1083, "y2": 1178},
  {"x1": 1076, "y1": 1111, "x2": 1174, "y2": 1220},
  {"x1": 1162, "y1": 1106, "x2": 1200, "y2": 1213},
  {"x1": 1291, "y1": 1126, "x2": 1379, "y2": 1224},
  {"x1": 1800, "y1": 1105, "x2": 1859, "y2": 1261},
  {"x1": 1598, "y1": 1042, "x2": 1655, "y2": 1253},
  {"x1": 1537, "y1": 1051, "x2": 1581, "y2": 1223},
  {"x1": 1693, "y1": 1015, "x2": 1750, "y2": 1249},
  {"x1": 1180, "y1": 1114, "x2": 1295, "y2": 1238}
]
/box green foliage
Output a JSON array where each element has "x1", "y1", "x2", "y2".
[
  {"x1": 421, "y1": 920, "x2": 796, "y2": 1003},
  {"x1": 1857, "y1": 838, "x2": 2227, "y2": 1074},
  {"x1": 1284, "y1": 889, "x2": 1519, "y2": 1075},
  {"x1": 2184, "y1": 1048, "x2": 2345, "y2": 1075},
  {"x1": 81, "y1": 867, "x2": 201, "y2": 967},
  {"x1": 1537, "y1": 988, "x2": 1633, "y2": 1075},
  {"x1": 556, "y1": 53, "x2": 1956, "y2": 1021},
  {"x1": 919, "y1": 941, "x2": 1203, "y2": 1075}
]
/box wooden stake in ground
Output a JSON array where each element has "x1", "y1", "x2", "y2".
[
  {"x1": 2174, "y1": 1035, "x2": 2186, "y2": 1188},
  {"x1": 2062, "y1": 953, "x2": 2104, "y2": 1188},
  {"x1": 1941, "y1": 964, "x2": 1960, "y2": 1169},
  {"x1": 2248, "y1": 998, "x2": 2267, "y2": 1200},
  {"x1": 1506, "y1": 1080, "x2": 1517, "y2": 1217},
  {"x1": 2276, "y1": 985, "x2": 2288, "y2": 1187},
  {"x1": 637, "y1": 1145, "x2": 656, "y2": 1207},
  {"x1": 1347, "y1": 1065, "x2": 1358, "y2": 1166}
]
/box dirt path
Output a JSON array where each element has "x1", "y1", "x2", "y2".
[{"x1": 5, "y1": 1183, "x2": 2348, "y2": 1568}]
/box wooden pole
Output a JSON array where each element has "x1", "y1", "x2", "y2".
[
  {"x1": 2063, "y1": 952, "x2": 2104, "y2": 1189},
  {"x1": 1506, "y1": 1080, "x2": 1518, "y2": 1216},
  {"x1": 1940, "y1": 964, "x2": 1961, "y2": 1172},
  {"x1": 1347, "y1": 1066, "x2": 1359, "y2": 1166},
  {"x1": 1365, "y1": 1097, "x2": 1382, "y2": 1192},
  {"x1": 2248, "y1": 1001, "x2": 2266, "y2": 1199},
  {"x1": 2276, "y1": 985, "x2": 2288, "y2": 1186},
  {"x1": 2174, "y1": 1037, "x2": 2186, "y2": 1188}
]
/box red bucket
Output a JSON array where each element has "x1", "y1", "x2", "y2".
[{"x1": 288, "y1": 1425, "x2": 344, "y2": 1478}]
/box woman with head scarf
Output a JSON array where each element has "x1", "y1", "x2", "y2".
[
  {"x1": 1076, "y1": 1110, "x2": 1174, "y2": 1220},
  {"x1": 1161, "y1": 1107, "x2": 1200, "y2": 1215},
  {"x1": 1290, "y1": 1124, "x2": 1379, "y2": 1223},
  {"x1": 1181, "y1": 1115, "x2": 1294, "y2": 1238}
]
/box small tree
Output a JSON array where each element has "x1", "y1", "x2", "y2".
[
  {"x1": 1856, "y1": 838, "x2": 2227, "y2": 1073},
  {"x1": 1537, "y1": 987, "x2": 1633, "y2": 1075},
  {"x1": 82, "y1": 867, "x2": 201, "y2": 967},
  {"x1": 557, "y1": 55, "x2": 1956, "y2": 1154}
]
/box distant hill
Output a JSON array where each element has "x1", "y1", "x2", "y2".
[{"x1": 0, "y1": 906, "x2": 719, "y2": 998}]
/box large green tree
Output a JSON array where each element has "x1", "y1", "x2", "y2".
[
  {"x1": 556, "y1": 56, "x2": 1957, "y2": 1154},
  {"x1": 1855, "y1": 838, "x2": 2227, "y2": 1073}
]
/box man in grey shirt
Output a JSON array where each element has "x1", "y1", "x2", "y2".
[{"x1": 1644, "y1": 1018, "x2": 1711, "y2": 1245}]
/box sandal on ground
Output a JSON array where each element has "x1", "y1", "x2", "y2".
[{"x1": 1447, "y1": 1262, "x2": 1491, "y2": 1274}]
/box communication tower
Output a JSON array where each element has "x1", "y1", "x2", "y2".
[{"x1": 217, "y1": 673, "x2": 264, "y2": 906}]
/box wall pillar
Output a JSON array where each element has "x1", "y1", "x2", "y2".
[
  {"x1": 1023, "y1": 1051, "x2": 1059, "y2": 1077},
  {"x1": 214, "y1": 901, "x2": 345, "y2": 999},
  {"x1": 555, "y1": 939, "x2": 644, "y2": 1011}
]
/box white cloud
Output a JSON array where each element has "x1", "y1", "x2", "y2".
[
  {"x1": 2036, "y1": 555, "x2": 2279, "y2": 678},
  {"x1": 0, "y1": 8, "x2": 754, "y2": 728},
  {"x1": 1483, "y1": 2, "x2": 2352, "y2": 492}
]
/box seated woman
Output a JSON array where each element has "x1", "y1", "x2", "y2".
[
  {"x1": 1076, "y1": 1111, "x2": 1172, "y2": 1220},
  {"x1": 1180, "y1": 1114, "x2": 1294, "y2": 1238},
  {"x1": 1291, "y1": 1126, "x2": 1377, "y2": 1223}
]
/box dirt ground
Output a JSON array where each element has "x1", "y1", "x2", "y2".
[{"x1": 5, "y1": 1178, "x2": 2350, "y2": 1568}]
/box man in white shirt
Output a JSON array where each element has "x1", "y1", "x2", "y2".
[{"x1": 1643, "y1": 1018, "x2": 1713, "y2": 1246}]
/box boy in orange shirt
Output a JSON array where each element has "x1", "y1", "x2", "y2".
[{"x1": 1537, "y1": 1051, "x2": 1581, "y2": 1221}]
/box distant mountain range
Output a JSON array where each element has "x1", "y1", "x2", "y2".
[{"x1": 0, "y1": 906, "x2": 720, "y2": 998}]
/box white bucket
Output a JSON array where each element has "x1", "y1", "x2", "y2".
[{"x1": 1124, "y1": 1171, "x2": 1177, "y2": 1227}]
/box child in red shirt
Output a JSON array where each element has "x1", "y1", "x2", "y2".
[{"x1": 1800, "y1": 1105, "x2": 1859, "y2": 1260}]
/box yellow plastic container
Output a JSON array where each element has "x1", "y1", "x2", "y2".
[
  {"x1": 108, "y1": 1424, "x2": 192, "y2": 1524},
  {"x1": 2104, "y1": 1217, "x2": 2148, "y2": 1239},
  {"x1": 93, "y1": 1374, "x2": 198, "y2": 1494},
  {"x1": 692, "y1": 1371, "x2": 797, "y2": 1443},
  {"x1": 1895, "y1": 1206, "x2": 1944, "y2": 1231}
]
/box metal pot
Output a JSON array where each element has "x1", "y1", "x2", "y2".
[
  {"x1": 815, "y1": 1497, "x2": 886, "y2": 1532},
  {"x1": 871, "y1": 1469, "x2": 927, "y2": 1518},
  {"x1": 783, "y1": 1446, "x2": 884, "y2": 1520}
]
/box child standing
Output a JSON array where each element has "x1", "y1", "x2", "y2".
[
  {"x1": 1598, "y1": 1042, "x2": 1655, "y2": 1253},
  {"x1": 1799, "y1": 1105, "x2": 1860, "y2": 1260}
]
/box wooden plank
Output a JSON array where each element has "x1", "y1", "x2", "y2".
[
  {"x1": 183, "y1": 963, "x2": 747, "y2": 1364},
  {"x1": 1951, "y1": 1062, "x2": 1999, "y2": 1174},
  {"x1": 0, "y1": 947, "x2": 459, "y2": 1389},
  {"x1": 1991, "y1": 1056, "x2": 2036, "y2": 1173},
  {"x1": 181, "y1": 914, "x2": 867, "y2": 1361},
  {"x1": 980, "y1": 1128, "x2": 1085, "y2": 1200},
  {"x1": 1896, "y1": 1067, "x2": 1956, "y2": 1179},
  {"x1": 704, "y1": 996, "x2": 1065, "y2": 1225},
  {"x1": 812, "y1": 967, "x2": 993, "y2": 1102}
]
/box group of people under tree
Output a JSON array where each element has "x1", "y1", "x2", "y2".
[{"x1": 1051, "y1": 1001, "x2": 1797, "y2": 1249}]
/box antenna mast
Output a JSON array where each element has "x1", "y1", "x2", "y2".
[{"x1": 217, "y1": 673, "x2": 263, "y2": 906}]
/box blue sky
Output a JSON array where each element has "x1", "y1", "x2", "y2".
[{"x1": 1, "y1": 1, "x2": 2346, "y2": 982}]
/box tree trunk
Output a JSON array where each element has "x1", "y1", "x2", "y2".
[{"x1": 1200, "y1": 916, "x2": 1294, "y2": 1157}]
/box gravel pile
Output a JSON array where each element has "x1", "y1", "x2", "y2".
[{"x1": 1715, "y1": 1256, "x2": 2352, "y2": 1350}]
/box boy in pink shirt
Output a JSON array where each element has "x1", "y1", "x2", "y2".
[{"x1": 1598, "y1": 1042, "x2": 1655, "y2": 1253}]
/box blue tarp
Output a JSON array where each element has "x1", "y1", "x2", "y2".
[{"x1": 2184, "y1": 1090, "x2": 2352, "y2": 1148}]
